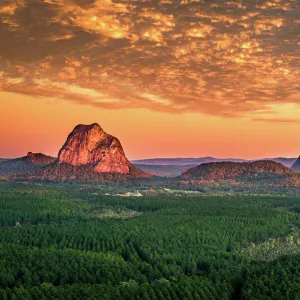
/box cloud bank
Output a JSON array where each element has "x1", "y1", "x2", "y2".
[{"x1": 0, "y1": 0, "x2": 299, "y2": 116}]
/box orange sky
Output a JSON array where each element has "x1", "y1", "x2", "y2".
[
  {"x1": 1, "y1": 92, "x2": 299, "y2": 159},
  {"x1": 0, "y1": 0, "x2": 299, "y2": 159}
]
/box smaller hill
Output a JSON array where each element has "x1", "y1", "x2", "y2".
[
  {"x1": 0, "y1": 152, "x2": 56, "y2": 175},
  {"x1": 291, "y1": 156, "x2": 300, "y2": 172},
  {"x1": 178, "y1": 160, "x2": 300, "y2": 187}
]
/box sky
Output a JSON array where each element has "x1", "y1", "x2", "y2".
[{"x1": 0, "y1": 0, "x2": 299, "y2": 159}]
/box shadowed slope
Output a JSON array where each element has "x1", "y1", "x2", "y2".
[{"x1": 291, "y1": 156, "x2": 300, "y2": 172}]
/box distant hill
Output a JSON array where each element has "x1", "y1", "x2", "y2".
[
  {"x1": 134, "y1": 164, "x2": 195, "y2": 177},
  {"x1": 178, "y1": 160, "x2": 300, "y2": 187},
  {"x1": 0, "y1": 152, "x2": 56, "y2": 175},
  {"x1": 132, "y1": 157, "x2": 247, "y2": 166},
  {"x1": 292, "y1": 156, "x2": 300, "y2": 172},
  {"x1": 132, "y1": 157, "x2": 297, "y2": 167}
]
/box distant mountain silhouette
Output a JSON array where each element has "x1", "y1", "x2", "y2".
[
  {"x1": 134, "y1": 164, "x2": 194, "y2": 177},
  {"x1": 132, "y1": 157, "x2": 297, "y2": 167},
  {"x1": 268, "y1": 157, "x2": 297, "y2": 168}
]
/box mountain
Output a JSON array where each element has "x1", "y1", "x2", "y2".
[
  {"x1": 0, "y1": 152, "x2": 56, "y2": 175},
  {"x1": 58, "y1": 123, "x2": 133, "y2": 173},
  {"x1": 56, "y1": 123, "x2": 148, "y2": 177},
  {"x1": 292, "y1": 156, "x2": 300, "y2": 171},
  {"x1": 132, "y1": 157, "x2": 297, "y2": 168},
  {"x1": 12, "y1": 123, "x2": 150, "y2": 181},
  {"x1": 178, "y1": 160, "x2": 300, "y2": 187},
  {"x1": 132, "y1": 157, "x2": 248, "y2": 166},
  {"x1": 134, "y1": 164, "x2": 195, "y2": 177}
]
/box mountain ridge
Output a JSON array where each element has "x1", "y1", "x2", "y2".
[
  {"x1": 6, "y1": 123, "x2": 150, "y2": 181},
  {"x1": 132, "y1": 157, "x2": 297, "y2": 167}
]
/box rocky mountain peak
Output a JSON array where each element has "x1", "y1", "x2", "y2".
[
  {"x1": 73, "y1": 123, "x2": 103, "y2": 134},
  {"x1": 57, "y1": 123, "x2": 132, "y2": 174}
]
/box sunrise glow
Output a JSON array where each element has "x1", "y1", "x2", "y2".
[{"x1": 0, "y1": 0, "x2": 299, "y2": 159}]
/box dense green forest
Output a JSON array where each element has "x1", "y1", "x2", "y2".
[{"x1": 1, "y1": 182, "x2": 300, "y2": 299}]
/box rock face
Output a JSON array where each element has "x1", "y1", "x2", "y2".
[
  {"x1": 292, "y1": 156, "x2": 300, "y2": 172},
  {"x1": 57, "y1": 123, "x2": 131, "y2": 174},
  {"x1": 26, "y1": 152, "x2": 56, "y2": 166}
]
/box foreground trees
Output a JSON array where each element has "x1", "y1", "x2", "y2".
[{"x1": 1, "y1": 182, "x2": 300, "y2": 298}]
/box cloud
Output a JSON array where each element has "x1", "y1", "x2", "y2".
[{"x1": 0, "y1": 0, "x2": 300, "y2": 117}]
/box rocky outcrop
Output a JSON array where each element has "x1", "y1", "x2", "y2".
[
  {"x1": 57, "y1": 123, "x2": 132, "y2": 174},
  {"x1": 26, "y1": 152, "x2": 56, "y2": 166}
]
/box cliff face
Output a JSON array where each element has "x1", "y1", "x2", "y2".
[{"x1": 57, "y1": 123, "x2": 131, "y2": 174}]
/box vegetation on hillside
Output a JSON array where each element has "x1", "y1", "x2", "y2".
[{"x1": 178, "y1": 160, "x2": 300, "y2": 188}]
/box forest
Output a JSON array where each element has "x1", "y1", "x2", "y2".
[{"x1": 1, "y1": 182, "x2": 300, "y2": 299}]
